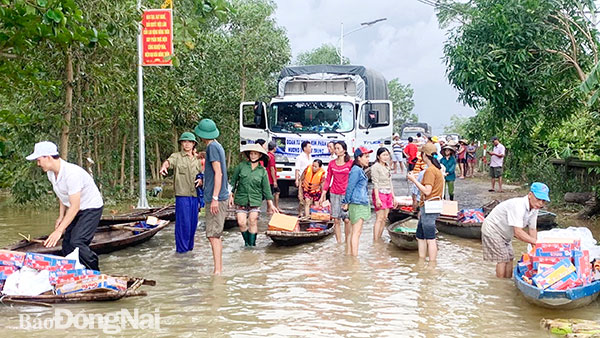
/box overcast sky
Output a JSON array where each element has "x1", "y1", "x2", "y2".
[{"x1": 272, "y1": 0, "x2": 475, "y2": 135}]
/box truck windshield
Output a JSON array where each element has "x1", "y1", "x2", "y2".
[
  {"x1": 401, "y1": 130, "x2": 423, "y2": 140},
  {"x1": 269, "y1": 102, "x2": 354, "y2": 133}
]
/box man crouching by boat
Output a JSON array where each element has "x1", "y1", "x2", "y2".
[
  {"x1": 481, "y1": 182, "x2": 550, "y2": 278},
  {"x1": 26, "y1": 141, "x2": 103, "y2": 270}
]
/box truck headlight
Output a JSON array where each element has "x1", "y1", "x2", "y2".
[{"x1": 275, "y1": 154, "x2": 289, "y2": 163}]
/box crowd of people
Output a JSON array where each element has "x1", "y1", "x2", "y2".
[{"x1": 25, "y1": 117, "x2": 518, "y2": 276}]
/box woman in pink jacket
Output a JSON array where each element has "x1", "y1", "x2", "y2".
[{"x1": 320, "y1": 141, "x2": 353, "y2": 247}]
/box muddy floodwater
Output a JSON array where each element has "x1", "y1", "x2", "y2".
[{"x1": 1, "y1": 176, "x2": 600, "y2": 337}]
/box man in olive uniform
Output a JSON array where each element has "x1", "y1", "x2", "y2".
[{"x1": 160, "y1": 132, "x2": 203, "y2": 253}]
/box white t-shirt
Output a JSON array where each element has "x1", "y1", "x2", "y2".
[
  {"x1": 294, "y1": 152, "x2": 312, "y2": 177},
  {"x1": 48, "y1": 159, "x2": 103, "y2": 210},
  {"x1": 490, "y1": 143, "x2": 506, "y2": 167},
  {"x1": 481, "y1": 196, "x2": 538, "y2": 242}
]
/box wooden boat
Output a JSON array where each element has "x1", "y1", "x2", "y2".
[
  {"x1": 5, "y1": 220, "x2": 171, "y2": 255},
  {"x1": 266, "y1": 220, "x2": 334, "y2": 246},
  {"x1": 388, "y1": 208, "x2": 417, "y2": 223},
  {"x1": 436, "y1": 209, "x2": 557, "y2": 239},
  {"x1": 386, "y1": 218, "x2": 420, "y2": 250},
  {"x1": 99, "y1": 205, "x2": 175, "y2": 226},
  {"x1": 0, "y1": 276, "x2": 155, "y2": 305},
  {"x1": 513, "y1": 267, "x2": 600, "y2": 309}
]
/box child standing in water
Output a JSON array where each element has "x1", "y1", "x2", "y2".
[{"x1": 342, "y1": 147, "x2": 372, "y2": 256}]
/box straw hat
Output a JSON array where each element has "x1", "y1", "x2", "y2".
[
  {"x1": 241, "y1": 143, "x2": 267, "y2": 156},
  {"x1": 442, "y1": 145, "x2": 456, "y2": 153}
]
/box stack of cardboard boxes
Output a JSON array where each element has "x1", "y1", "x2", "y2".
[
  {"x1": 518, "y1": 238, "x2": 593, "y2": 291},
  {"x1": 0, "y1": 249, "x2": 127, "y2": 295}
]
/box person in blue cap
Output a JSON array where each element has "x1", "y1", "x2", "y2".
[{"x1": 481, "y1": 182, "x2": 550, "y2": 278}]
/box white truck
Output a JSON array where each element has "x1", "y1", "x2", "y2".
[{"x1": 239, "y1": 65, "x2": 393, "y2": 196}]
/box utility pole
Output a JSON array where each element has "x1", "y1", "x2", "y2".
[
  {"x1": 136, "y1": 0, "x2": 149, "y2": 209},
  {"x1": 339, "y1": 18, "x2": 387, "y2": 65}
]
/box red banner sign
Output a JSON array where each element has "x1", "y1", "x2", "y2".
[{"x1": 141, "y1": 9, "x2": 173, "y2": 66}]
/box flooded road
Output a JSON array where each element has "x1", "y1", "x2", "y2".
[{"x1": 1, "y1": 176, "x2": 600, "y2": 337}]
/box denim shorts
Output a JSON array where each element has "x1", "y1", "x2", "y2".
[{"x1": 416, "y1": 212, "x2": 439, "y2": 240}]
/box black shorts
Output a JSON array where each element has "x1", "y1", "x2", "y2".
[
  {"x1": 408, "y1": 163, "x2": 415, "y2": 171},
  {"x1": 270, "y1": 185, "x2": 280, "y2": 194}
]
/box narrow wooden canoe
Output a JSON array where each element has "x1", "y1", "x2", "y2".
[
  {"x1": 513, "y1": 267, "x2": 600, "y2": 309},
  {"x1": 0, "y1": 276, "x2": 154, "y2": 304},
  {"x1": 100, "y1": 205, "x2": 176, "y2": 225},
  {"x1": 5, "y1": 220, "x2": 171, "y2": 255},
  {"x1": 266, "y1": 220, "x2": 334, "y2": 246},
  {"x1": 436, "y1": 209, "x2": 557, "y2": 239},
  {"x1": 386, "y1": 218, "x2": 420, "y2": 250}
]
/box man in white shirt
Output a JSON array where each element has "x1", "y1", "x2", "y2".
[
  {"x1": 27, "y1": 141, "x2": 104, "y2": 270},
  {"x1": 294, "y1": 141, "x2": 312, "y2": 187},
  {"x1": 488, "y1": 136, "x2": 506, "y2": 192},
  {"x1": 481, "y1": 182, "x2": 550, "y2": 278}
]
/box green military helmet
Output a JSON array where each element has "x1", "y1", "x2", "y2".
[
  {"x1": 179, "y1": 132, "x2": 197, "y2": 143},
  {"x1": 194, "y1": 118, "x2": 220, "y2": 140}
]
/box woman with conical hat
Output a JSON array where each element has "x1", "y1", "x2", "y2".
[
  {"x1": 229, "y1": 144, "x2": 279, "y2": 246},
  {"x1": 160, "y1": 132, "x2": 203, "y2": 253}
]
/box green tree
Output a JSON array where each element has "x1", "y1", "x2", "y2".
[
  {"x1": 439, "y1": 0, "x2": 600, "y2": 177},
  {"x1": 296, "y1": 43, "x2": 349, "y2": 65},
  {"x1": 443, "y1": 114, "x2": 469, "y2": 137},
  {"x1": 388, "y1": 78, "x2": 416, "y2": 133}
]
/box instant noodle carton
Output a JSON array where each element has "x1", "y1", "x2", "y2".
[
  {"x1": 573, "y1": 250, "x2": 592, "y2": 285},
  {"x1": 534, "y1": 238, "x2": 580, "y2": 257},
  {"x1": 532, "y1": 256, "x2": 564, "y2": 271},
  {"x1": 517, "y1": 254, "x2": 532, "y2": 274},
  {"x1": 532, "y1": 259, "x2": 576, "y2": 289},
  {"x1": 24, "y1": 253, "x2": 76, "y2": 272},
  {"x1": 548, "y1": 271, "x2": 581, "y2": 291},
  {"x1": 54, "y1": 274, "x2": 127, "y2": 295},
  {"x1": 0, "y1": 265, "x2": 19, "y2": 280},
  {"x1": 49, "y1": 269, "x2": 101, "y2": 285},
  {"x1": 0, "y1": 250, "x2": 26, "y2": 267}
]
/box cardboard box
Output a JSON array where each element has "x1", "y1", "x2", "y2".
[
  {"x1": 548, "y1": 271, "x2": 581, "y2": 291},
  {"x1": 0, "y1": 265, "x2": 19, "y2": 280},
  {"x1": 0, "y1": 250, "x2": 26, "y2": 267},
  {"x1": 54, "y1": 274, "x2": 127, "y2": 295},
  {"x1": 532, "y1": 256, "x2": 564, "y2": 271},
  {"x1": 573, "y1": 250, "x2": 592, "y2": 285},
  {"x1": 534, "y1": 249, "x2": 572, "y2": 258},
  {"x1": 532, "y1": 259, "x2": 576, "y2": 289},
  {"x1": 535, "y1": 238, "x2": 581, "y2": 252},
  {"x1": 268, "y1": 213, "x2": 299, "y2": 232},
  {"x1": 441, "y1": 200, "x2": 458, "y2": 217},
  {"x1": 49, "y1": 269, "x2": 101, "y2": 285},
  {"x1": 24, "y1": 253, "x2": 76, "y2": 272}
]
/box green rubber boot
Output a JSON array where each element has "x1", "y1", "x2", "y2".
[
  {"x1": 248, "y1": 232, "x2": 257, "y2": 246},
  {"x1": 241, "y1": 231, "x2": 250, "y2": 246}
]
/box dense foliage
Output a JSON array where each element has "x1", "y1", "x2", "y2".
[
  {"x1": 296, "y1": 43, "x2": 349, "y2": 65},
  {"x1": 0, "y1": 0, "x2": 291, "y2": 205},
  {"x1": 438, "y1": 0, "x2": 600, "y2": 198}
]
